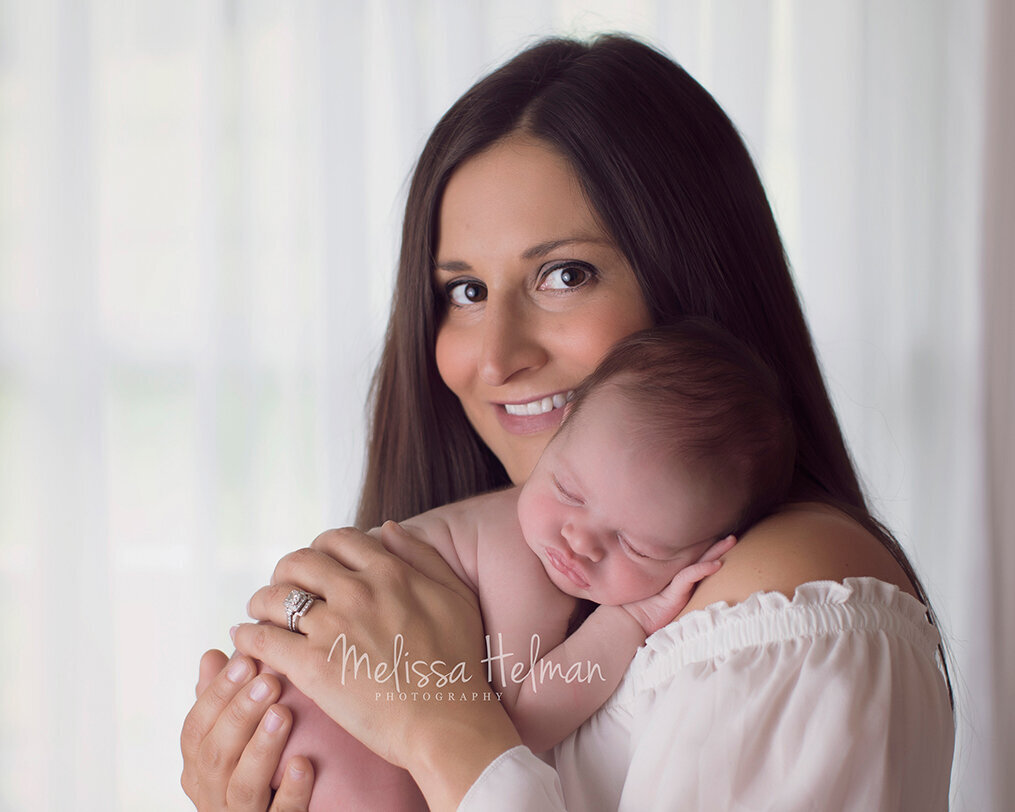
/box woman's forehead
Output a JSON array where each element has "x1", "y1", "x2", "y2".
[{"x1": 436, "y1": 137, "x2": 604, "y2": 260}]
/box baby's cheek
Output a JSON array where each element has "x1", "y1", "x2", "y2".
[
  {"x1": 518, "y1": 490, "x2": 554, "y2": 549},
  {"x1": 611, "y1": 565, "x2": 669, "y2": 604}
]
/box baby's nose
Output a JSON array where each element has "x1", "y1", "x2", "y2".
[{"x1": 564, "y1": 524, "x2": 604, "y2": 563}]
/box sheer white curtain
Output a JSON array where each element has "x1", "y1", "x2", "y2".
[{"x1": 0, "y1": 1, "x2": 1005, "y2": 809}]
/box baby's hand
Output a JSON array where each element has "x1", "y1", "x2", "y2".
[{"x1": 621, "y1": 535, "x2": 736, "y2": 635}]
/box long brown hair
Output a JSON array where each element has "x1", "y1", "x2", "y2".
[{"x1": 355, "y1": 36, "x2": 946, "y2": 694}]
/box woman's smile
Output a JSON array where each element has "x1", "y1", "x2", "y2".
[
  {"x1": 433, "y1": 135, "x2": 652, "y2": 483},
  {"x1": 500, "y1": 389, "x2": 573, "y2": 417},
  {"x1": 493, "y1": 389, "x2": 576, "y2": 435}
]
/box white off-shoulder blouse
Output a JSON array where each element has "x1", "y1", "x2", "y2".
[{"x1": 459, "y1": 578, "x2": 954, "y2": 811}]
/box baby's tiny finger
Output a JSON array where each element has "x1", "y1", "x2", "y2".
[
  {"x1": 688, "y1": 559, "x2": 723, "y2": 582},
  {"x1": 696, "y1": 534, "x2": 737, "y2": 564}
]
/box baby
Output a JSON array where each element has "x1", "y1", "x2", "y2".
[{"x1": 261, "y1": 320, "x2": 796, "y2": 809}]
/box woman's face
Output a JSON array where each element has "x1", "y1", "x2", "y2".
[{"x1": 434, "y1": 136, "x2": 652, "y2": 484}]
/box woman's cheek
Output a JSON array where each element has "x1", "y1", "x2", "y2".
[{"x1": 434, "y1": 323, "x2": 468, "y2": 396}]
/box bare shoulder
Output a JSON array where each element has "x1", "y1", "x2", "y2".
[{"x1": 679, "y1": 502, "x2": 919, "y2": 617}]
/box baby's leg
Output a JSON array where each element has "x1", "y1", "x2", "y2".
[{"x1": 261, "y1": 664, "x2": 427, "y2": 811}]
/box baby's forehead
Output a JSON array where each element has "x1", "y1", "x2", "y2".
[
  {"x1": 554, "y1": 397, "x2": 695, "y2": 486},
  {"x1": 562, "y1": 380, "x2": 642, "y2": 428},
  {"x1": 560, "y1": 385, "x2": 673, "y2": 452}
]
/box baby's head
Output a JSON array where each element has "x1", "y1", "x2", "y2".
[{"x1": 517, "y1": 321, "x2": 796, "y2": 604}]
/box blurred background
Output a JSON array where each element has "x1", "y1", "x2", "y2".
[{"x1": 1, "y1": 0, "x2": 1011, "y2": 809}]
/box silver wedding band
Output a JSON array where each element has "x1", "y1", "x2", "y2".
[{"x1": 284, "y1": 588, "x2": 318, "y2": 633}]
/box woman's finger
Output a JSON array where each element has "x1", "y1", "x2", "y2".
[
  {"x1": 231, "y1": 622, "x2": 308, "y2": 683},
  {"x1": 269, "y1": 756, "x2": 314, "y2": 812},
  {"x1": 309, "y1": 526, "x2": 385, "y2": 571},
  {"x1": 195, "y1": 671, "x2": 283, "y2": 808},
  {"x1": 247, "y1": 583, "x2": 327, "y2": 637},
  {"x1": 224, "y1": 703, "x2": 297, "y2": 811},
  {"x1": 269, "y1": 547, "x2": 355, "y2": 599},
  {"x1": 197, "y1": 648, "x2": 229, "y2": 698},
  {"x1": 181, "y1": 652, "x2": 260, "y2": 802}
]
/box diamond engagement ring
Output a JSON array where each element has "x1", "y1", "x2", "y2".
[{"x1": 284, "y1": 588, "x2": 317, "y2": 633}]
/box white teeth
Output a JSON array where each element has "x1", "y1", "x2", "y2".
[{"x1": 504, "y1": 390, "x2": 575, "y2": 417}]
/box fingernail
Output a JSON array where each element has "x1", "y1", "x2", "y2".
[
  {"x1": 264, "y1": 708, "x2": 284, "y2": 733},
  {"x1": 288, "y1": 763, "x2": 306, "y2": 781},
  {"x1": 229, "y1": 625, "x2": 238, "y2": 642},
  {"x1": 249, "y1": 678, "x2": 270, "y2": 702},
  {"x1": 226, "y1": 657, "x2": 249, "y2": 684}
]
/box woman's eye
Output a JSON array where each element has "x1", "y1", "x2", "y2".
[
  {"x1": 446, "y1": 280, "x2": 487, "y2": 306},
  {"x1": 539, "y1": 262, "x2": 595, "y2": 291}
]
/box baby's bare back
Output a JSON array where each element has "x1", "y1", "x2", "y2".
[
  {"x1": 261, "y1": 488, "x2": 573, "y2": 809},
  {"x1": 264, "y1": 661, "x2": 426, "y2": 810}
]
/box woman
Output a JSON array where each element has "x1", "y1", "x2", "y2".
[{"x1": 181, "y1": 35, "x2": 954, "y2": 810}]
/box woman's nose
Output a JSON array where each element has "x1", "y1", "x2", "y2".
[{"x1": 477, "y1": 298, "x2": 548, "y2": 386}]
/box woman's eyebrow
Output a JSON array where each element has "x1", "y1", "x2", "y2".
[
  {"x1": 521, "y1": 236, "x2": 609, "y2": 260},
  {"x1": 434, "y1": 260, "x2": 472, "y2": 272},
  {"x1": 435, "y1": 236, "x2": 610, "y2": 273}
]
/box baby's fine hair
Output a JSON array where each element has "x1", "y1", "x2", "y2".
[{"x1": 565, "y1": 320, "x2": 797, "y2": 537}]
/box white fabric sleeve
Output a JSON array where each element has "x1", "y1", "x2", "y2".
[
  {"x1": 457, "y1": 746, "x2": 567, "y2": 811},
  {"x1": 459, "y1": 579, "x2": 954, "y2": 812},
  {"x1": 614, "y1": 579, "x2": 954, "y2": 812}
]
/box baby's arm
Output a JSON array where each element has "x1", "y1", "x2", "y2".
[{"x1": 494, "y1": 535, "x2": 737, "y2": 753}]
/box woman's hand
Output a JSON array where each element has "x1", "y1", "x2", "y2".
[
  {"x1": 232, "y1": 522, "x2": 522, "y2": 811},
  {"x1": 180, "y1": 649, "x2": 315, "y2": 811}
]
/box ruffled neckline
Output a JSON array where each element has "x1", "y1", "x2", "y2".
[{"x1": 609, "y1": 577, "x2": 941, "y2": 704}]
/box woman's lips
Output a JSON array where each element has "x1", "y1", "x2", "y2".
[
  {"x1": 494, "y1": 390, "x2": 573, "y2": 435},
  {"x1": 503, "y1": 391, "x2": 572, "y2": 416},
  {"x1": 545, "y1": 548, "x2": 590, "y2": 589}
]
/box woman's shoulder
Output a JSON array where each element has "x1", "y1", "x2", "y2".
[{"x1": 679, "y1": 502, "x2": 919, "y2": 617}]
